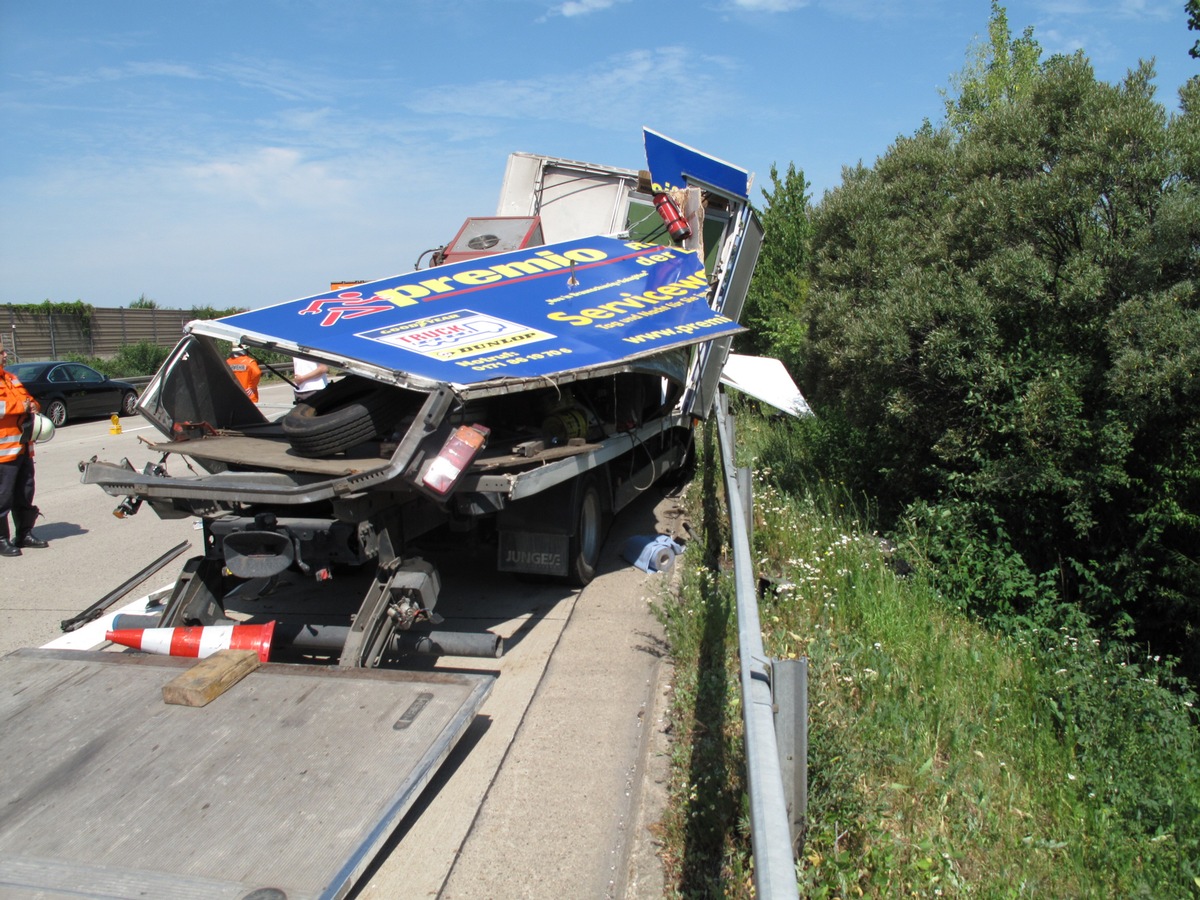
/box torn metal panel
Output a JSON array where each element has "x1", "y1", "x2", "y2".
[{"x1": 720, "y1": 353, "x2": 812, "y2": 418}]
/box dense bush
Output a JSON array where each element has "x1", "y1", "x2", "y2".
[
  {"x1": 66, "y1": 340, "x2": 170, "y2": 378},
  {"x1": 800, "y1": 51, "x2": 1200, "y2": 671},
  {"x1": 108, "y1": 340, "x2": 172, "y2": 377}
]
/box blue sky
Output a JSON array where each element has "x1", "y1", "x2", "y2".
[{"x1": 1, "y1": 0, "x2": 1195, "y2": 311}]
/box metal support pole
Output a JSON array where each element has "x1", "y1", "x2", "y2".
[{"x1": 772, "y1": 657, "x2": 809, "y2": 851}]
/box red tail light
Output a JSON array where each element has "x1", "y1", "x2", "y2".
[{"x1": 422, "y1": 424, "x2": 491, "y2": 495}]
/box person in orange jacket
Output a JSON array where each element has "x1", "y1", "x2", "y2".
[
  {"x1": 227, "y1": 345, "x2": 262, "y2": 403},
  {"x1": 0, "y1": 346, "x2": 48, "y2": 557}
]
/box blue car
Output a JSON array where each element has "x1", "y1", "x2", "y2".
[{"x1": 6, "y1": 360, "x2": 139, "y2": 426}]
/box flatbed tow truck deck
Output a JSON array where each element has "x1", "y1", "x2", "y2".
[{"x1": 0, "y1": 648, "x2": 492, "y2": 900}]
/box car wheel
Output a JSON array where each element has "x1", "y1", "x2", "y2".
[
  {"x1": 281, "y1": 376, "x2": 408, "y2": 457},
  {"x1": 566, "y1": 475, "x2": 609, "y2": 587},
  {"x1": 120, "y1": 390, "x2": 139, "y2": 417},
  {"x1": 45, "y1": 399, "x2": 67, "y2": 428}
]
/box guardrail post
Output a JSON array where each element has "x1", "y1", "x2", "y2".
[{"x1": 772, "y1": 657, "x2": 808, "y2": 851}]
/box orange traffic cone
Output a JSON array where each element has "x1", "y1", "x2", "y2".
[{"x1": 105, "y1": 621, "x2": 276, "y2": 663}]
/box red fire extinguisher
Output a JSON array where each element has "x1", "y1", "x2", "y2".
[{"x1": 653, "y1": 192, "x2": 692, "y2": 243}]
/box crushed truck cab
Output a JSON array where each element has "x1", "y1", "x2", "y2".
[{"x1": 81, "y1": 129, "x2": 764, "y2": 668}]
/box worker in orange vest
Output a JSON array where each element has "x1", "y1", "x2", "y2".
[
  {"x1": 0, "y1": 346, "x2": 48, "y2": 557},
  {"x1": 227, "y1": 345, "x2": 262, "y2": 403}
]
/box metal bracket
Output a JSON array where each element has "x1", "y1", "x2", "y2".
[
  {"x1": 339, "y1": 554, "x2": 441, "y2": 668},
  {"x1": 771, "y1": 656, "x2": 809, "y2": 852}
]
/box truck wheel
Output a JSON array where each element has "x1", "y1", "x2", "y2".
[
  {"x1": 566, "y1": 477, "x2": 608, "y2": 586},
  {"x1": 282, "y1": 376, "x2": 407, "y2": 457}
]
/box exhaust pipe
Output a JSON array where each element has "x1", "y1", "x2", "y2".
[{"x1": 272, "y1": 623, "x2": 503, "y2": 660}]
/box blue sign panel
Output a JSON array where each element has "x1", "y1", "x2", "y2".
[
  {"x1": 211, "y1": 235, "x2": 743, "y2": 386},
  {"x1": 643, "y1": 128, "x2": 751, "y2": 201}
]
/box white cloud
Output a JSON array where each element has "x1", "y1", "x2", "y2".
[
  {"x1": 406, "y1": 47, "x2": 738, "y2": 134},
  {"x1": 185, "y1": 147, "x2": 355, "y2": 210},
  {"x1": 1113, "y1": 0, "x2": 1174, "y2": 20},
  {"x1": 0, "y1": 122, "x2": 506, "y2": 309},
  {"x1": 124, "y1": 61, "x2": 206, "y2": 80},
  {"x1": 1038, "y1": 27, "x2": 1090, "y2": 56},
  {"x1": 1034, "y1": 0, "x2": 1095, "y2": 14},
  {"x1": 548, "y1": 0, "x2": 630, "y2": 16},
  {"x1": 728, "y1": 0, "x2": 810, "y2": 11},
  {"x1": 212, "y1": 59, "x2": 336, "y2": 103},
  {"x1": 1032, "y1": 0, "x2": 1174, "y2": 21}
]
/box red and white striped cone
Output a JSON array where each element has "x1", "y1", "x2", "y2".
[{"x1": 105, "y1": 621, "x2": 276, "y2": 663}]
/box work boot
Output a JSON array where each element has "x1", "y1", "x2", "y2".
[
  {"x1": 13, "y1": 507, "x2": 47, "y2": 549},
  {"x1": 14, "y1": 530, "x2": 47, "y2": 549},
  {"x1": 0, "y1": 521, "x2": 19, "y2": 557}
]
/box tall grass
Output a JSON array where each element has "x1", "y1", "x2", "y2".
[{"x1": 654, "y1": 407, "x2": 1200, "y2": 898}]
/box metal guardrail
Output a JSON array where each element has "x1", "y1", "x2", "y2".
[{"x1": 714, "y1": 391, "x2": 805, "y2": 899}]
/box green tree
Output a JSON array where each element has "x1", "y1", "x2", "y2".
[
  {"x1": 1189, "y1": 0, "x2": 1200, "y2": 59},
  {"x1": 190, "y1": 304, "x2": 247, "y2": 319},
  {"x1": 943, "y1": 1, "x2": 1042, "y2": 134},
  {"x1": 804, "y1": 47, "x2": 1200, "y2": 668},
  {"x1": 128, "y1": 294, "x2": 158, "y2": 309},
  {"x1": 738, "y1": 162, "x2": 811, "y2": 371}
]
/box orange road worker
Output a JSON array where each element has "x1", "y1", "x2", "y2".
[
  {"x1": 0, "y1": 346, "x2": 48, "y2": 556},
  {"x1": 227, "y1": 345, "x2": 262, "y2": 402}
]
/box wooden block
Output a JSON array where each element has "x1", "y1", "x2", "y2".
[{"x1": 162, "y1": 649, "x2": 261, "y2": 707}]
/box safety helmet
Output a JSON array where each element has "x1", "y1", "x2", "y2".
[{"x1": 26, "y1": 413, "x2": 55, "y2": 443}]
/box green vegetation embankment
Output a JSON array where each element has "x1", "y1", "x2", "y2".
[
  {"x1": 657, "y1": 410, "x2": 1198, "y2": 897},
  {"x1": 657, "y1": 5, "x2": 1200, "y2": 896}
]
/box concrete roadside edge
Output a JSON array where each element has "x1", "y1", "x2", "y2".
[{"x1": 618, "y1": 651, "x2": 675, "y2": 899}]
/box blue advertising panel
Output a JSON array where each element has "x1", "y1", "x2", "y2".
[
  {"x1": 209, "y1": 235, "x2": 743, "y2": 386},
  {"x1": 643, "y1": 128, "x2": 751, "y2": 201}
]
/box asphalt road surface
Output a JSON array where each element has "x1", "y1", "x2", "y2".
[{"x1": 0, "y1": 379, "x2": 684, "y2": 898}]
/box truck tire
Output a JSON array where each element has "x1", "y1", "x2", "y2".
[
  {"x1": 282, "y1": 376, "x2": 406, "y2": 457},
  {"x1": 566, "y1": 476, "x2": 608, "y2": 586}
]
